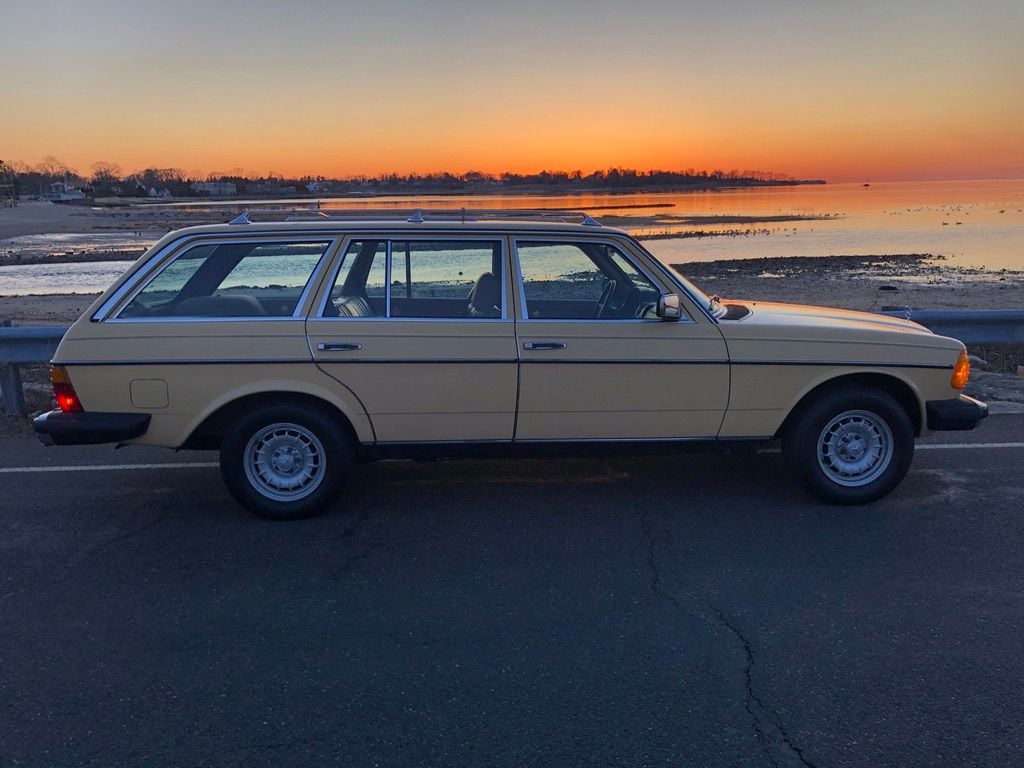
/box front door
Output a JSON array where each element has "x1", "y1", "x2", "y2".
[{"x1": 512, "y1": 238, "x2": 730, "y2": 441}]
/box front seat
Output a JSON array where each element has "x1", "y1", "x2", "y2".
[{"x1": 467, "y1": 272, "x2": 501, "y2": 318}]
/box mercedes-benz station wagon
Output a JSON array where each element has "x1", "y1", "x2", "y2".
[{"x1": 33, "y1": 211, "x2": 987, "y2": 519}]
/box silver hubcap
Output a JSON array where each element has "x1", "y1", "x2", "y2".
[
  {"x1": 817, "y1": 410, "x2": 893, "y2": 487},
  {"x1": 243, "y1": 422, "x2": 326, "y2": 502}
]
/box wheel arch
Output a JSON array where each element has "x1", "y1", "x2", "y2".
[
  {"x1": 775, "y1": 371, "x2": 924, "y2": 440},
  {"x1": 179, "y1": 386, "x2": 369, "y2": 451}
]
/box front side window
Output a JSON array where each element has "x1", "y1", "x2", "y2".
[
  {"x1": 120, "y1": 240, "x2": 332, "y2": 318},
  {"x1": 516, "y1": 241, "x2": 661, "y2": 320},
  {"x1": 322, "y1": 239, "x2": 504, "y2": 319}
]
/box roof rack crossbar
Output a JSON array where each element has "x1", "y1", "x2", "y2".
[
  {"x1": 225, "y1": 208, "x2": 604, "y2": 226},
  {"x1": 229, "y1": 204, "x2": 328, "y2": 225}
]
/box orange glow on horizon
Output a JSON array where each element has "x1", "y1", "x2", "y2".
[{"x1": 3, "y1": 2, "x2": 1022, "y2": 184}]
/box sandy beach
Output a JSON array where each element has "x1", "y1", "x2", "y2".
[{"x1": 0, "y1": 199, "x2": 225, "y2": 242}]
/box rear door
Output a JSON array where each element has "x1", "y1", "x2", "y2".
[
  {"x1": 512, "y1": 237, "x2": 730, "y2": 441},
  {"x1": 307, "y1": 235, "x2": 518, "y2": 443}
]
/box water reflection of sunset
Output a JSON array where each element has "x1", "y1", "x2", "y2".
[{"x1": 2, "y1": 2, "x2": 1022, "y2": 182}]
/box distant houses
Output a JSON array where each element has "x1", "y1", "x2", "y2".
[
  {"x1": 46, "y1": 181, "x2": 86, "y2": 202},
  {"x1": 190, "y1": 181, "x2": 237, "y2": 197}
]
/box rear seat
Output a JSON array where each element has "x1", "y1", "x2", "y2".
[{"x1": 333, "y1": 295, "x2": 375, "y2": 317}]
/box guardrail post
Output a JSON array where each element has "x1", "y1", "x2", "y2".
[{"x1": 1, "y1": 364, "x2": 27, "y2": 417}]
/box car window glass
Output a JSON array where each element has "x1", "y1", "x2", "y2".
[
  {"x1": 122, "y1": 244, "x2": 216, "y2": 307},
  {"x1": 516, "y1": 241, "x2": 660, "y2": 320},
  {"x1": 324, "y1": 239, "x2": 502, "y2": 320},
  {"x1": 392, "y1": 240, "x2": 502, "y2": 319},
  {"x1": 120, "y1": 240, "x2": 331, "y2": 318},
  {"x1": 324, "y1": 240, "x2": 387, "y2": 317}
]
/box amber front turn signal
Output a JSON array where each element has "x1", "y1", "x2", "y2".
[
  {"x1": 50, "y1": 365, "x2": 83, "y2": 412},
  {"x1": 951, "y1": 350, "x2": 970, "y2": 390}
]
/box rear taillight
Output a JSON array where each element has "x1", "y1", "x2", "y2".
[
  {"x1": 951, "y1": 350, "x2": 970, "y2": 390},
  {"x1": 50, "y1": 365, "x2": 83, "y2": 412}
]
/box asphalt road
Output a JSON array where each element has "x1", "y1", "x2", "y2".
[{"x1": 1, "y1": 416, "x2": 1023, "y2": 767}]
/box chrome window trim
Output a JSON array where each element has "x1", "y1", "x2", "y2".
[
  {"x1": 511, "y1": 317, "x2": 683, "y2": 325},
  {"x1": 101, "y1": 235, "x2": 338, "y2": 323},
  {"x1": 385, "y1": 240, "x2": 393, "y2": 318},
  {"x1": 315, "y1": 234, "x2": 509, "y2": 322},
  {"x1": 308, "y1": 316, "x2": 512, "y2": 325},
  {"x1": 100, "y1": 316, "x2": 310, "y2": 325},
  {"x1": 512, "y1": 237, "x2": 696, "y2": 324}
]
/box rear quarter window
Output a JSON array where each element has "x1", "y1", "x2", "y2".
[{"x1": 119, "y1": 240, "x2": 332, "y2": 319}]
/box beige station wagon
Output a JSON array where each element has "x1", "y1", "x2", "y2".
[{"x1": 34, "y1": 210, "x2": 987, "y2": 518}]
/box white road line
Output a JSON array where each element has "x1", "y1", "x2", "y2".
[
  {"x1": 917, "y1": 442, "x2": 1024, "y2": 450},
  {"x1": 0, "y1": 462, "x2": 219, "y2": 474}
]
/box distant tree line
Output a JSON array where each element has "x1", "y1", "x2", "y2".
[{"x1": 0, "y1": 156, "x2": 816, "y2": 200}]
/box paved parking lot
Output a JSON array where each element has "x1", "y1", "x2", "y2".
[{"x1": 1, "y1": 416, "x2": 1022, "y2": 767}]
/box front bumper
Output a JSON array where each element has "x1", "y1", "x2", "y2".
[
  {"x1": 33, "y1": 410, "x2": 151, "y2": 446},
  {"x1": 926, "y1": 395, "x2": 988, "y2": 431}
]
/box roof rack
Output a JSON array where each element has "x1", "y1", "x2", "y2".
[{"x1": 227, "y1": 207, "x2": 604, "y2": 226}]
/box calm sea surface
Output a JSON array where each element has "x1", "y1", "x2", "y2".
[{"x1": 2, "y1": 179, "x2": 1022, "y2": 296}]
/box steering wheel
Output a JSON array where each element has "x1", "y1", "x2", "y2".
[{"x1": 594, "y1": 279, "x2": 617, "y2": 319}]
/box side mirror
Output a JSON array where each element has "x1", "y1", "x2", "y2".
[{"x1": 657, "y1": 293, "x2": 682, "y2": 320}]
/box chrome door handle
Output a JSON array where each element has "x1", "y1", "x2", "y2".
[
  {"x1": 523, "y1": 341, "x2": 567, "y2": 350},
  {"x1": 317, "y1": 342, "x2": 362, "y2": 351}
]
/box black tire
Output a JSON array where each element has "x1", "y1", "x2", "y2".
[
  {"x1": 783, "y1": 387, "x2": 914, "y2": 505},
  {"x1": 219, "y1": 403, "x2": 353, "y2": 520}
]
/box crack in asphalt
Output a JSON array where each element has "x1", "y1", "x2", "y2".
[
  {"x1": 637, "y1": 509, "x2": 681, "y2": 610},
  {"x1": 626, "y1": 475, "x2": 684, "y2": 612},
  {"x1": 626, "y1": 475, "x2": 818, "y2": 768},
  {"x1": 710, "y1": 605, "x2": 819, "y2": 768}
]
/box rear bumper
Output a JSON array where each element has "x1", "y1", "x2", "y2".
[
  {"x1": 926, "y1": 395, "x2": 988, "y2": 431},
  {"x1": 33, "y1": 410, "x2": 151, "y2": 446}
]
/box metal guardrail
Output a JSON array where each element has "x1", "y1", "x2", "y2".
[
  {"x1": 1, "y1": 311, "x2": 1021, "y2": 416},
  {"x1": 876, "y1": 309, "x2": 1024, "y2": 345},
  {"x1": 0, "y1": 326, "x2": 65, "y2": 416}
]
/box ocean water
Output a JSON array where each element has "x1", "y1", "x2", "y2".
[{"x1": 1, "y1": 179, "x2": 1022, "y2": 296}]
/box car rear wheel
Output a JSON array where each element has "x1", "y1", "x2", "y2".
[
  {"x1": 784, "y1": 387, "x2": 914, "y2": 504},
  {"x1": 220, "y1": 403, "x2": 352, "y2": 520}
]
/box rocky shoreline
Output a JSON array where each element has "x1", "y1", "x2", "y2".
[{"x1": 673, "y1": 253, "x2": 1024, "y2": 312}]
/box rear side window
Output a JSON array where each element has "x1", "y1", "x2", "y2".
[
  {"x1": 119, "y1": 240, "x2": 332, "y2": 318},
  {"x1": 322, "y1": 239, "x2": 504, "y2": 319}
]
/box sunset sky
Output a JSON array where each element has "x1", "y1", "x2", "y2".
[{"x1": 2, "y1": 0, "x2": 1022, "y2": 182}]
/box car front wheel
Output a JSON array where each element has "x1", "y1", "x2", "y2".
[
  {"x1": 220, "y1": 403, "x2": 352, "y2": 520},
  {"x1": 783, "y1": 387, "x2": 915, "y2": 504}
]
